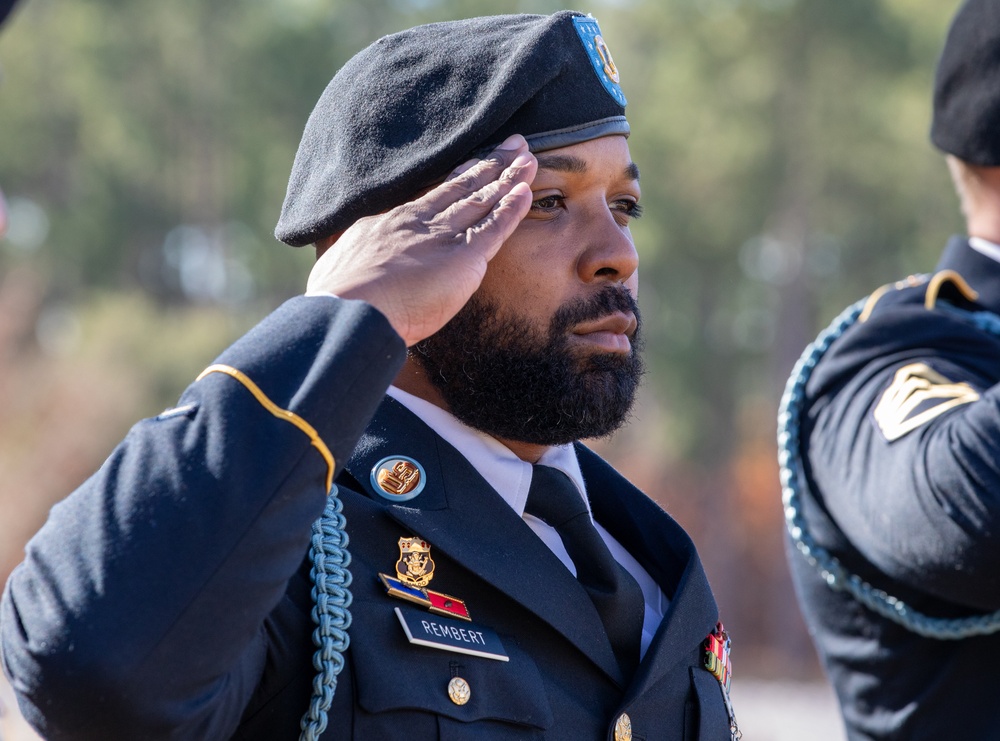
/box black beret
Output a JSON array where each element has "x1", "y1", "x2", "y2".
[
  {"x1": 276, "y1": 11, "x2": 629, "y2": 247},
  {"x1": 931, "y1": 0, "x2": 1000, "y2": 166},
  {"x1": 0, "y1": 0, "x2": 20, "y2": 27}
]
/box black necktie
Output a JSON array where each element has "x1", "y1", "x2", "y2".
[{"x1": 525, "y1": 464, "x2": 644, "y2": 680}]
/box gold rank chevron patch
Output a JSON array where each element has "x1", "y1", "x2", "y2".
[{"x1": 873, "y1": 363, "x2": 979, "y2": 442}]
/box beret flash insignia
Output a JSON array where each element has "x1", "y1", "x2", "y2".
[{"x1": 573, "y1": 16, "x2": 627, "y2": 107}]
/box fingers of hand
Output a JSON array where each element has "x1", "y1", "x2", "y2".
[
  {"x1": 445, "y1": 159, "x2": 479, "y2": 182},
  {"x1": 422, "y1": 134, "x2": 531, "y2": 205},
  {"x1": 436, "y1": 149, "x2": 537, "y2": 230},
  {"x1": 465, "y1": 181, "x2": 533, "y2": 258}
]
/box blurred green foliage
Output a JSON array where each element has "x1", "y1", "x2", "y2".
[{"x1": 0, "y1": 0, "x2": 965, "y2": 463}]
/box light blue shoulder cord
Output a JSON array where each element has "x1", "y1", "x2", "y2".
[
  {"x1": 778, "y1": 297, "x2": 1000, "y2": 639},
  {"x1": 299, "y1": 484, "x2": 353, "y2": 740}
]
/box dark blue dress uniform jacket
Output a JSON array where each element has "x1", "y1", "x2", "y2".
[
  {"x1": 0, "y1": 295, "x2": 731, "y2": 740},
  {"x1": 789, "y1": 237, "x2": 1000, "y2": 740}
]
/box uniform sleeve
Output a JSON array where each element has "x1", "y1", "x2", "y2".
[
  {"x1": 0, "y1": 295, "x2": 406, "y2": 740},
  {"x1": 806, "y1": 303, "x2": 1000, "y2": 612}
]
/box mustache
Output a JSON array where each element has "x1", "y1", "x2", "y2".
[{"x1": 550, "y1": 285, "x2": 641, "y2": 336}]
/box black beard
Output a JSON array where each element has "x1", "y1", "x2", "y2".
[{"x1": 412, "y1": 285, "x2": 645, "y2": 445}]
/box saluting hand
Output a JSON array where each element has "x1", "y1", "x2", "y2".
[{"x1": 306, "y1": 134, "x2": 537, "y2": 347}]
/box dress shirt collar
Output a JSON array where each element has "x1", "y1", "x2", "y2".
[
  {"x1": 968, "y1": 236, "x2": 1000, "y2": 263},
  {"x1": 386, "y1": 385, "x2": 591, "y2": 517}
]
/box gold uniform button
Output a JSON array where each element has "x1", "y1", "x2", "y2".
[
  {"x1": 614, "y1": 712, "x2": 632, "y2": 741},
  {"x1": 448, "y1": 676, "x2": 471, "y2": 706}
]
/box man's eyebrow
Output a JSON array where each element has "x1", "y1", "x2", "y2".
[
  {"x1": 535, "y1": 153, "x2": 588, "y2": 173},
  {"x1": 534, "y1": 153, "x2": 640, "y2": 182}
]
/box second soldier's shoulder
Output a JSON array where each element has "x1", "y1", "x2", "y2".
[
  {"x1": 806, "y1": 270, "x2": 986, "y2": 394},
  {"x1": 857, "y1": 269, "x2": 980, "y2": 324},
  {"x1": 855, "y1": 273, "x2": 933, "y2": 321}
]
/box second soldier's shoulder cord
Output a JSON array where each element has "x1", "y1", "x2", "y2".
[{"x1": 778, "y1": 297, "x2": 1000, "y2": 640}]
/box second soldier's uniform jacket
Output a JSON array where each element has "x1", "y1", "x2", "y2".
[
  {"x1": 787, "y1": 236, "x2": 1000, "y2": 739},
  {"x1": 1, "y1": 295, "x2": 734, "y2": 740}
]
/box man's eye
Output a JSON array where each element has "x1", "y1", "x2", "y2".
[
  {"x1": 610, "y1": 200, "x2": 643, "y2": 227},
  {"x1": 613, "y1": 199, "x2": 643, "y2": 220},
  {"x1": 531, "y1": 195, "x2": 563, "y2": 210}
]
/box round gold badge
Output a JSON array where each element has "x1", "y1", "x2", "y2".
[
  {"x1": 614, "y1": 712, "x2": 632, "y2": 741},
  {"x1": 448, "y1": 676, "x2": 471, "y2": 706},
  {"x1": 370, "y1": 456, "x2": 426, "y2": 501}
]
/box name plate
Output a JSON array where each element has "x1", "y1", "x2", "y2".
[{"x1": 395, "y1": 607, "x2": 509, "y2": 662}]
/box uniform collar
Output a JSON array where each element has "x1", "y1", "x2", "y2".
[
  {"x1": 386, "y1": 385, "x2": 590, "y2": 518},
  {"x1": 935, "y1": 235, "x2": 1000, "y2": 316},
  {"x1": 968, "y1": 236, "x2": 1000, "y2": 263}
]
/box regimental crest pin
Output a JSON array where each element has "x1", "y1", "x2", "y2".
[
  {"x1": 371, "y1": 455, "x2": 426, "y2": 501},
  {"x1": 378, "y1": 536, "x2": 470, "y2": 620},
  {"x1": 396, "y1": 536, "x2": 435, "y2": 587}
]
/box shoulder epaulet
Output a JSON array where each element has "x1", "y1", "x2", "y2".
[
  {"x1": 858, "y1": 274, "x2": 930, "y2": 322},
  {"x1": 923, "y1": 269, "x2": 979, "y2": 310},
  {"x1": 858, "y1": 270, "x2": 980, "y2": 322}
]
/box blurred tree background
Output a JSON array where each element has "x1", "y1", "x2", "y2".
[{"x1": 0, "y1": 0, "x2": 964, "y2": 692}]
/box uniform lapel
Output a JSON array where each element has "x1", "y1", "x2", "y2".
[
  {"x1": 344, "y1": 398, "x2": 623, "y2": 683},
  {"x1": 576, "y1": 444, "x2": 720, "y2": 698}
]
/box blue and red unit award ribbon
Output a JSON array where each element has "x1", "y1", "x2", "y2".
[{"x1": 378, "y1": 536, "x2": 471, "y2": 621}]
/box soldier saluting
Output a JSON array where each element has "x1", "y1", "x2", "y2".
[{"x1": 2, "y1": 11, "x2": 737, "y2": 740}]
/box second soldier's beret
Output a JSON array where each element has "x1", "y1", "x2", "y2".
[
  {"x1": 931, "y1": 0, "x2": 1000, "y2": 166},
  {"x1": 0, "y1": 0, "x2": 20, "y2": 28},
  {"x1": 275, "y1": 11, "x2": 628, "y2": 247}
]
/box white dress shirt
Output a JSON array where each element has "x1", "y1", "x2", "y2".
[
  {"x1": 969, "y1": 236, "x2": 1000, "y2": 263},
  {"x1": 387, "y1": 385, "x2": 668, "y2": 657}
]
